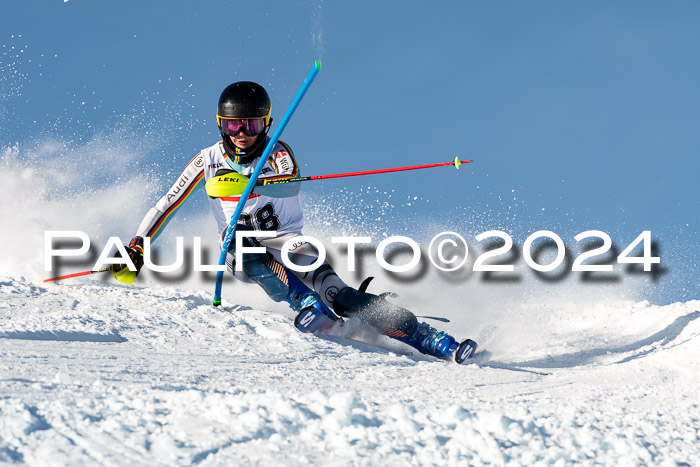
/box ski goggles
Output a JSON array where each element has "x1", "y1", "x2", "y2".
[{"x1": 218, "y1": 117, "x2": 267, "y2": 137}]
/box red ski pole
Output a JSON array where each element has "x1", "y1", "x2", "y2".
[
  {"x1": 258, "y1": 157, "x2": 472, "y2": 186},
  {"x1": 205, "y1": 157, "x2": 473, "y2": 198},
  {"x1": 44, "y1": 267, "x2": 111, "y2": 283}
]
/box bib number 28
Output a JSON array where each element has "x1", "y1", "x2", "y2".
[{"x1": 240, "y1": 203, "x2": 280, "y2": 231}]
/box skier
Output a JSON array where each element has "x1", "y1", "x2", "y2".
[{"x1": 112, "y1": 81, "x2": 476, "y2": 363}]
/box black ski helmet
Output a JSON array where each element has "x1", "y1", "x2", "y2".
[
  {"x1": 217, "y1": 81, "x2": 272, "y2": 163},
  {"x1": 217, "y1": 81, "x2": 272, "y2": 126}
]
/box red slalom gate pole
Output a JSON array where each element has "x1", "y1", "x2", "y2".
[{"x1": 44, "y1": 267, "x2": 111, "y2": 283}]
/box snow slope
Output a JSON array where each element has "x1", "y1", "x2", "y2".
[{"x1": 1, "y1": 276, "x2": 698, "y2": 465}]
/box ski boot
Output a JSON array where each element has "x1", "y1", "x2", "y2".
[{"x1": 286, "y1": 274, "x2": 343, "y2": 334}]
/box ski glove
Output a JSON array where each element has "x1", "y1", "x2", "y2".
[{"x1": 111, "y1": 236, "x2": 145, "y2": 284}]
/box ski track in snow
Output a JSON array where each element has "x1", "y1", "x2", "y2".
[{"x1": 1, "y1": 276, "x2": 699, "y2": 465}]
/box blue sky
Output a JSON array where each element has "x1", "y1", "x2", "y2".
[{"x1": 2, "y1": 1, "x2": 698, "y2": 302}]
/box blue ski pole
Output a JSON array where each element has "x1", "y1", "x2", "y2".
[{"x1": 213, "y1": 60, "x2": 322, "y2": 306}]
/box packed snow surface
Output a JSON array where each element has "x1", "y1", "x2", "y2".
[{"x1": 1, "y1": 276, "x2": 698, "y2": 465}]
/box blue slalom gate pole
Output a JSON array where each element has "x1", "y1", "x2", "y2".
[{"x1": 213, "y1": 60, "x2": 322, "y2": 306}]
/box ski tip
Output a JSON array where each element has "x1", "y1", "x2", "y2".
[
  {"x1": 454, "y1": 156, "x2": 461, "y2": 169},
  {"x1": 455, "y1": 339, "x2": 478, "y2": 364},
  {"x1": 294, "y1": 307, "x2": 343, "y2": 333},
  {"x1": 314, "y1": 60, "x2": 322, "y2": 70}
]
